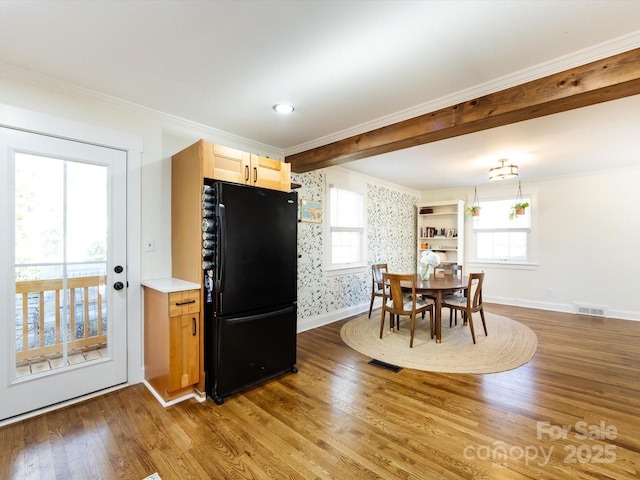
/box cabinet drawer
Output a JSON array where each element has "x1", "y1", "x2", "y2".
[{"x1": 169, "y1": 290, "x2": 200, "y2": 317}]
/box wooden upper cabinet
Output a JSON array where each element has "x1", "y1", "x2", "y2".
[
  {"x1": 249, "y1": 154, "x2": 291, "y2": 192},
  {"x1": 203, "y1": 143, "x2": 251, "y2": 185},
  {"x1": 199, "y1": 141, "x2": 290, "y2": 192}
]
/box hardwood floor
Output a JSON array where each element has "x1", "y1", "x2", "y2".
[{"x1": 1, "y1": 304, "x2": 639, "y2": 479}]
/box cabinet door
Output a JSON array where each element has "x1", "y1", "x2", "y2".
[
  {"x1": 250, "y1": 154, "x2": 291, "y2": 192},
  {"x1": 208, "y1": 144, "x2": 251, "y2": 185},
  {"x1": 168, "y1": 314, "x2": 199, "y2": 392}
]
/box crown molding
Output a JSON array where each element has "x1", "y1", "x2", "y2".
[{"x1": 0, "y1": 61, "x2": 285, "y2": 161}]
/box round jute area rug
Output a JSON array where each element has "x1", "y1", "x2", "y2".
[{"x1": 340, "y1": 312, "x2": 537, "y2": 374}]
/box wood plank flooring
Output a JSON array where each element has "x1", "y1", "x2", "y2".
[{"x1": 1, "y1": 304, "x2": 639, "y2": 479}]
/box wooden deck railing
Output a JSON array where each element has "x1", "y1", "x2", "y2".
[{"x1": 15, "y1": 275, "x2": 107, "y2": 364}]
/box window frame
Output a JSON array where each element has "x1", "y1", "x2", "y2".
[
  {"x1": 324, "y1": 170, "x2": 367, "y2": 275},
  {"x1": 467, "y1": 189, "x2": 538, "y2": 268}
]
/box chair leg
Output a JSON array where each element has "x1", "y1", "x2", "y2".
[
  {"x1": 379, "y1": 309, "x2": 386, "y2": 339},
  {"x1": 479, "y1": 308, "x2": 488, "y2": 336},
  {"x1": 368, "y1": 294, "x2": 375, "y2": 318},
  {"x1": 391, "y1": 314, "x2": 401, "y2": 331},
  {"x1": 467, "y1": 311, "x2": 477, "y2": 344},
  {"x1": 409, "y1": 313, "x2": 416, "y2": 348}
]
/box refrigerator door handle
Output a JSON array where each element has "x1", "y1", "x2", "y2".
[{"x1": 216, "y1": 203, "x2": 225, "y2": 292}]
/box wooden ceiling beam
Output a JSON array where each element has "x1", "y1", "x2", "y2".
[{"x1": 286, "y1": 48, "x2": 640, "y2": 173}]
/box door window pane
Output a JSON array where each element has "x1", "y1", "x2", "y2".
[{"x1": 14, "y1": 153, "x2": 108, "y2": 378}]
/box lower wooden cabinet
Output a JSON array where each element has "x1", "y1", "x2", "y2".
[
  {"x1": 142, "y1": 279, "x2": 202, "y2": 404},
  {"x1": 168, "y1": 298, "x2": 199, "y2": 392}
]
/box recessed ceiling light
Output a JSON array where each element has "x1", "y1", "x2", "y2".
[{"x1": 273, "y1": 103, "x2": 294, "y2": 114}]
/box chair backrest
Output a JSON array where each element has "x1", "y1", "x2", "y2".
[
  {"x1": 466, "y1": 272, "x2": 484, "y2": 308},
  {"x1": 382, "y1": 272, "x2": 416, "y2": 313},
  {"x1": 434, "y1": 263, "x2": 462, "y2": 277},
  {"x1": 372, "y1": 263, "x2": 388, "y2": 290}
]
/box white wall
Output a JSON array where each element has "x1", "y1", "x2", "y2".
[{"x1": 421, "y1": 167, "x2": 640, "y2": 320}]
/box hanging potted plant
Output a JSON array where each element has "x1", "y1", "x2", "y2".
[
  {"x1": 466, "y1": 205, "x2": 481, "y2": 217},
  {"x1": 466, "y1": 186, "x2": 481, "y2": 217},
  {"x1": 509, "y1": 201, "x2": 529, "y2": 219},
  {"x1": 465, "y1": 187, "x2": 480, "y2": 217},
  {"x1": 509, "y1": 181, "x2": 528, "y2": 219}
]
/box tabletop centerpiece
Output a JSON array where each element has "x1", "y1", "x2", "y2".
[{"x1": 420, "y1": 250, "x2": 441, "y2": 280}]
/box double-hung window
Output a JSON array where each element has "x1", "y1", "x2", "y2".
[
  {"x1": 471, "y1": 195, "x2": 534, "y2": 264},
  {"x1": 325, "y1": 171, "x2": 366, "y2": 272}
]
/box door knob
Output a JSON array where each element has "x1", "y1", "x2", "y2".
[{"x1": 113, "y1": 281, "x2": 124, "y2": 290}]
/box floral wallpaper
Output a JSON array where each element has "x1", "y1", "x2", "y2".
[
  {"x1": 292, "y1": 170, "x2": 418, "y2": 322},
  {"x1": 367, "y1": 183, "x2": 417, "y2": 273}
]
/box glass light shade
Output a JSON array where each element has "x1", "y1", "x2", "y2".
[{"x1": 489, "y1": 159, "x2": 518, "y2": 181}]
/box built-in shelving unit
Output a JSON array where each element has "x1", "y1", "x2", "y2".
[{"x1": 416, "y1": 200, "x2": 464, "y2": 268}]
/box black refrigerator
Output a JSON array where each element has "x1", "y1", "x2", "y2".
[{"x1": 202, "y1": 180, "x2": 298, "y2": 405}]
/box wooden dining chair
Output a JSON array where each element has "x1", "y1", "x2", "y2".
[
  {"x1": 429, "y1": 264, "x2": 463, "y2": 325},
  {"x1": 380, "y1": 273, "x2": 434, "y2": 347},
  {"x1": 433, "y1": 263, "x2": 459, "y2": 277},
  {"x1": 368, "y1": 263, "x2": 388, "y2": 318},
  {"x1": 442, "y1": 272, "x2": 487, "y2": 344},
  {"x1": 432, "y1": 264, "x2": 465, "y2": 326}
]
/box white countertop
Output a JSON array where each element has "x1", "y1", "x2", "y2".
[{"x1": 141, "y1": 278, "x2": 200, "y2": 293}]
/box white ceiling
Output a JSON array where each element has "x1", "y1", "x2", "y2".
[{"x1": 1, "y1": 0, "x2": 639, "y2": 190}]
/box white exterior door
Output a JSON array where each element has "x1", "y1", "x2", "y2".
[{"x1": 0, "y1": 127, "x2": 128, "y2": 421}]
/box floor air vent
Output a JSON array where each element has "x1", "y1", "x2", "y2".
[
  {"x1": 575, "y1": 303, "x2": 607, "y2": 317},
  {"x1": 368, "y1": 359, "x2": 402, "y2": 373}
]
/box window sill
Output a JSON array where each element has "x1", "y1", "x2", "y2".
[
  {"x1": 325, "y1": 265, "x2": 367, "y2": 277},
  {"x1": 468, "y1": 261, "x2": 538, "y2": 270}
]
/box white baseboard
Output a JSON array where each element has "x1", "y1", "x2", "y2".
[
  {"x1": 142, "y1": 379, "x2": 206, "y2": 408},
  {"x1": 484, "y1": 296, "x2": 640, "y2": 322},
  {"x1": 297, "y1": 301, "x2": 375, "y2": 333},
  {"x1": 296, "y1": 296, "x2": 640, "y2": 334}
]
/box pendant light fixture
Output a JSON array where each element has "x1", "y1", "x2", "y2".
[{"x1": 489, "y1": 158, "x2": 518, "y2": 181}]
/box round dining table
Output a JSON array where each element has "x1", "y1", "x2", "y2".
[{"x1": 405, "y1": 273, "x2": 468, "y2": 343}]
